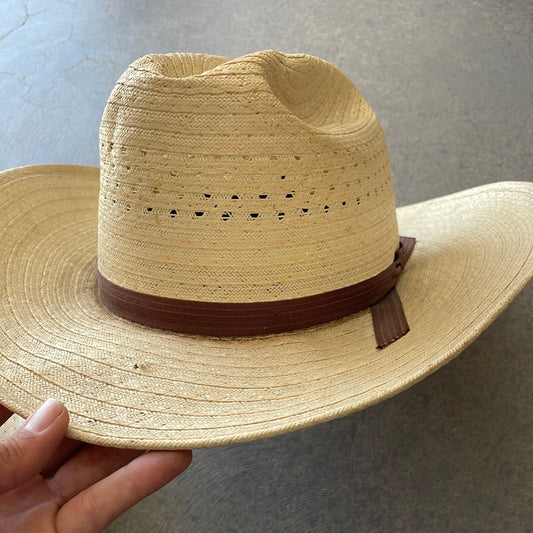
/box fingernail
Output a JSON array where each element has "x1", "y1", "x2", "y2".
[{"x1": 25, "y1": 399, "x2": 63, "y2": 433}]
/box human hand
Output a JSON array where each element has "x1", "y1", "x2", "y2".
[{"x1": 0, "y1": 399, "x2": 192, "y2": 532}]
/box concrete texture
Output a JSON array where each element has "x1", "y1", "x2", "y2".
[{"x1": 1, "y1": 0, "x2": 531, "y2": 531}]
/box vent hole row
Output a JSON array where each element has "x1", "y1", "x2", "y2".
[
  {"x1": 105, "y1": 177, "x2": 367, "y2": 201},
  {"x1": 149, "y1": 203, "x2": 355, "y2": 221},
  {"x1": 104, "y1": 196, "x2": 363, "y2": 219}
]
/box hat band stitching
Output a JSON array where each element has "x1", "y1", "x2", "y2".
[{"x1": 97, "y1": 236, "x2": 415, "y2": 344}]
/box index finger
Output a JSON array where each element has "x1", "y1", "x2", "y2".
[{"x1": 56, "y1": 449, "x2": 192, "y2": 532}]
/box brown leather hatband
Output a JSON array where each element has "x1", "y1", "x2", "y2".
[{"x1": 98, "y1": 236, "x2": 415, "y2": 345}]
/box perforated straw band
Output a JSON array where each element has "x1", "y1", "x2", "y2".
[{"x1": 98, "y1": 237, "x2": 415, "y2": 343}]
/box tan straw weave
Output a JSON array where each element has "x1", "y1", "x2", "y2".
[
  {"x1": 0, "y1": 51, "x2": 532, "y2": 449},
  {"x1": 98, "y1": 51, "x2": 398, "y2": 302}
]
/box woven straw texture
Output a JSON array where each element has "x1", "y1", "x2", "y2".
[
  {"x1": 98, "y1": 51, "x2": 398, "y2": 302},
  {"x1": 0, "y1": 164, "x2": 531, "y2": 449}
]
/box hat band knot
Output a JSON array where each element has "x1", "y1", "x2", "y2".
[{"x1": 97, "y1": 237, "x2": 415, "y2": 347}]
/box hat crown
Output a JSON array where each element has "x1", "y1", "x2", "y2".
[{"x1": 98, "y1": 51, "x2": 399, "y2": 303}]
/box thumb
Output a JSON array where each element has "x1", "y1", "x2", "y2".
[{"x1": 0, "y1": 399, "x2": 69, "y2": 494}]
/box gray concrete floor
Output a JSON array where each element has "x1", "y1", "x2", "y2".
[{"x1": 1, "y1": 0, "x2": 532, "y2": 531}]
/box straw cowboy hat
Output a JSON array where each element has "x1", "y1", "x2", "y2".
[{"x1": 1, "y1": 51, "x2": 531, "y2": 449}]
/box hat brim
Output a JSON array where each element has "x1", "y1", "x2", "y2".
[{"x1": 1, "y1": 165, "x2": 531, "y2": 449}]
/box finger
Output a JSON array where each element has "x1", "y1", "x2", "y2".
[
  {"x1": 57, "y1": 449, "x2": 192, "y2": 533},
  {"x1": 41, "y1": 437, "x2": 85, "y2": 478},
  {"x1": 0, "y1": 405, "x2": 13, "y2": 425},
  {"x1": 47, "y1": 445, "x2": 144, "y2": 503},
  {"x1": 0, "y1": 399, "x2": 69, "y2": 494}
]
